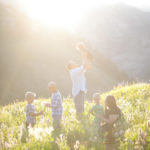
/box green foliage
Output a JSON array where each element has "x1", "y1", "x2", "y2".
[{"x1": 1, "y1": 83, "x2": 150, "y2": 149}]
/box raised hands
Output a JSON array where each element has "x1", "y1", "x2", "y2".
[
  {"x1": 76, "y1": 42, "x2": 87, "y2": 53},
  {"x1": 76, "y1": 42, "x2": 93, "y2": 63}
]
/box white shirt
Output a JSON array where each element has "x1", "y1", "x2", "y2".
[{"x1": 70, "y1": 66, "x2": 86, "y2": 97}]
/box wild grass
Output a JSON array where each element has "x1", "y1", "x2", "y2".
[{"x1": 1, "y1": 83, "x2": 150, "y2": 150}]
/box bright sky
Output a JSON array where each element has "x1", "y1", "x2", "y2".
[{"x1": 3, "y1": 0, "x2": 150, "y2": 31}]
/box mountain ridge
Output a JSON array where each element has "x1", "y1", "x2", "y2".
[
  {"x1": 78, "y1": 3, "x2": 150, "y2": 80},
  {"x1": 0, "y1": 3, "x2": 129, "y2": 105}
]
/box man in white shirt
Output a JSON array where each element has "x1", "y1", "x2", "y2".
[{"x1": 67, "y1": 42, "x2": 93, "y2": 118}]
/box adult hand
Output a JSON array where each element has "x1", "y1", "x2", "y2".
[{"x1": 76, "y1": 42, "x2": 87, "y2": 53}]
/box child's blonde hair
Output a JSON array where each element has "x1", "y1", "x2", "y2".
[
  {"x1": 25, "y1": 91, "x2": 36, "y2": 100},
  {"x1": 48, "y1": 81, "x2": 56, "y2": 87},
  {"x1": 93, "y1": 92, "x2": 101, "y2": 101}
]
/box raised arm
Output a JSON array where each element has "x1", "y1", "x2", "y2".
[{"x1": 76, "y1": 42, "x2": 93, "y2": 71}]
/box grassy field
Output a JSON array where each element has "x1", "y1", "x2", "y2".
[{"x1": 1, "y1": 83, "x2": 150, "y2": 150}]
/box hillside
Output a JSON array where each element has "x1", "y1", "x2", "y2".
[
  {"x1": 0, "y1": 3, "x2": 129, "y2": 105},
  {"x1": 78, "y1": 3, "x2": 150, "y2": 80},
  {"x1": 0, "y1": 83, "x2": 150, "y2": 149}
]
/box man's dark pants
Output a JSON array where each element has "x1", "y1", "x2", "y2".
[{"x1": 73, "y1": 91, "x2": 85, "y2": 118}]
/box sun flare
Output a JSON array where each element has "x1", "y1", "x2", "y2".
[
  {"x1": 21, "y1": 0, "x2": 88, "y2": 31},
  {"x1": 18, "y1": 0, "x2": 150, "y2": 31}
]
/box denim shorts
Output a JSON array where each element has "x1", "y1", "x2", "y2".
[{"x1": 73, "y1": 91, "x2": 85, "y2": 114}]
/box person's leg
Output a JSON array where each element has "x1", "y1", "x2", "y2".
[
  {"x1": 31, "y1": 123, "x2": 35, "y2": 128},
  {"x1": 53, "y1": 116, "x2": 61, "y2": 130},
  {"x1": 79, "y1": 91, "x2": 85, "y2": 113},
  {"x1": 74, "y1": 91, "x2": 85, "y2": 119},
  {"x1": 105, "y1": 143, "x2": 118, "y2": 150},
  {"x1": 26, "y1": 123, "x2": 29, "y2": 128},
  {"x1": 91, "y1": 122, "x2": 100, "y2": 139},
  {"x1": 74, "y1": 94, "x2": 80, "y2": 120},
  {"x1": 26, "y1": 123, "x2": 35, "y2": 128},
  {"x1": 103, "y1": 127, "x2": 118, "y2": 150}
]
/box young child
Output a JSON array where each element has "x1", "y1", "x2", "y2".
[
  {"x1": 45, "y1": 81, "x2": 63, "y2": 130},
  {"x1": 76, "y1": 42, "x2": 93, "y2": 64},
  {"x1": 90, "y1": 93, "x2": 104, "y2": 135},
  {"x1": 25, "y1": 92, "x2": 43, "y2": 128}
]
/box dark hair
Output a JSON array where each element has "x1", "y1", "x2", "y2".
[{"x1": 105, "y1": 95, "x2": 117, "y2": 110}]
